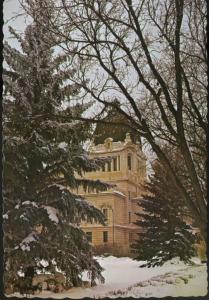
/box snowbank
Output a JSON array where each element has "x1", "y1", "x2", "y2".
[{"x1": 9, "y1": 256, "x2": 207, "y2": 298}]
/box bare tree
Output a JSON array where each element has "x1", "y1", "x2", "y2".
[{"x1": 20, "y1": 0, "x2": 207, "y2": 241}]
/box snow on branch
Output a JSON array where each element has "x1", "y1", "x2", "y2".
[
  {"x1": 42, "y1": 205, "x2": 59, "y2": 224},
  {"x1": 15, "y1": 231, "x2": 38, "y2": 252}
]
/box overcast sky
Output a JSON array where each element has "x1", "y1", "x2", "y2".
[
  {"x1": 4, "y1": 0, "x2": 26, "y2": 47},
  {"x1": 3, "y1": 0, "x2": 154, "y2": 172}
]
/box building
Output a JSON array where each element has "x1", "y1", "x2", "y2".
[{"x1": 80, "y1": 131, "x2": 147, "y2": 256}]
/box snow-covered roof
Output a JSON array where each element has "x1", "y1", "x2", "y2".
[{"x1": 112, "y1": 190, "x2": 126, "y2": 197}]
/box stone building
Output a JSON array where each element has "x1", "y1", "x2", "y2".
[{"x1": 80, "y1": 128, "x2": 147, "y2": 256}]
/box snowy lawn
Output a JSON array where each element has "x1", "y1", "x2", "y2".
[{"x1": 10, "y1": 256, "x2": 207, "y2": 298}]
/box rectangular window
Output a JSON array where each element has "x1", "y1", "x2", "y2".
[
  {"x1": 118, "y1": 156, "x2": 120, "y2": 170},
  {"x1": 129, "y1": 233, "x2": 133, "y2": 243},
  {"x1": 102, "y1": 208, "x2": 108, "y2": 220},
  {"x1": 128, "y1": 155, "x2": 132, "y2": 170},
  {"x1": 113, "y1": 157, "x2": 117, "y2": 171},
  {"x1": 129, "y1": 212, "x2": 131, "y2": 223},
  {"x1": 86, "y1": 232, "x2": 92, "y2": 243},
  {"x1": 103, "y1": 231, "x2": 108, "y2": 243},
  {"x1": 102, "y1": 164, "x2": 105, "y2": 172},
  {"x1": 128, "y1": 191, "x2": 131, "y2": 200},
  {"x1": 107, "y1": 161, "x2": 111, "y2": 172}
]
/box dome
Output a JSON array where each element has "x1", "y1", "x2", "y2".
[{"x1": 93, "y1": 104, "x2": 141, "y2": 146}]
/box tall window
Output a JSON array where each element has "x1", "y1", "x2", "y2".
[
  {"x1": 128, "y1": 191, "x2": 131, "y2": 201},
  {"x1": 102, "y1": 208, "x2": 108, "y2": 220},
  {"x1": 118, "y1": 155, "x2": 120, "y2": 170},
  {"x1": 86, "y1": 232, "x2": 92, "y2": 243},
  {"x1": 103, "y1": 231, "x2": 108, "y2": 243},
  {"x1": 113, "y1": 157, "x2": 117, "y2": 171},
  {"x1": 129, "y1": 233, "x2": 133, "y2": 243},
  {"x1": 102, "y1": 164, "x2": 105, "y2": 172},
  {"x1": 107, "y1": 161, "x2": 111, "y2": 172},
  {"x1": 128, "y1": 212, "x2": 131, "y2": 223},
  {"x1": 127, "y1": 154, "x2": 132, "y2": 170}
]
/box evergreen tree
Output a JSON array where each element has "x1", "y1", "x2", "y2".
[
  {"x1": 3, "y1": 19, "x2": 109, "y2": 293},
  {"x1": 132, "y1": 158, "x2": 197, "y2": 267}
]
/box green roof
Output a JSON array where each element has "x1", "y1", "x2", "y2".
[{"x1": 93, "y1": 107, "x2": 141, "y2": 145}]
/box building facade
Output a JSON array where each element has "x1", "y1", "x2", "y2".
[{"x1": 80, "y1": 133, "x2": 147, "y2": 256}]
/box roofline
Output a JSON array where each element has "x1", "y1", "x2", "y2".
[{"x1": 79, "y1": 191, "x2": 126, "y2": 199}]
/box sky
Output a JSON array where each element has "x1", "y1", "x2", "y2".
[
  {"x1": 3, "y1": 0, "x2": 154, "y2": 172},
  {"x1": 3, "y1": 0, "x2": 26, "y2": 47}
]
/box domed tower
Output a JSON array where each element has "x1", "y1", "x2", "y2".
[
  {"x1": 80, "y1": 106, "x2": 147, "y2": 256},
  {"x1": 93, "y1": 103, "x2": 142, "y2": 147}
]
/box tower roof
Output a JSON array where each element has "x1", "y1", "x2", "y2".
[{"x1": 93, "y1": 105, "x2": 141, "y2": 145}]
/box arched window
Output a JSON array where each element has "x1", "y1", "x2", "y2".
[{"x1": 127, "y1": 154, "x2": 132, "y2": 170}]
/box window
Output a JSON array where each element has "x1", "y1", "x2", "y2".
[
  {"x1": 129, "y1": 212, "x2": 131, "y2": 223},
  {"x1": 113, "y1": 157, "x2": 117, "y2": 171},
  {"x1": 127, "y1": 154, "x2": 132, "y2": 170},
  {"x1": 86, "y1": 232, "x2": 92, "y2": 243},
  {"x1": 129, "y1": 233, "x2": 133, "y2": 243},
  {"x1": 102, "y1": 164, "x2": 105, "y2": 172},
  {"x1": 102, "y1": 208, "x2": 108, "y2": 220},
  {"x1": 128, "y1": 191, "x2": 131, "y2": 200},
  {"x1": 103, "y1": 231, "x2": 108, "y2": 243},
  {"x1": 107, "y1": 161, "x2": 111, "y2": 172},
  {"x1": 118, "y1": 156, "x2": 120, "y2": 170}
]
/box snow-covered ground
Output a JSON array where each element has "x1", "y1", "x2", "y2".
[{"x1": 10, "y1": 256, "x2": 207, "y2": 298}]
